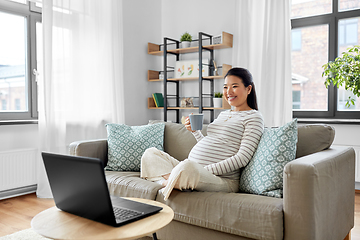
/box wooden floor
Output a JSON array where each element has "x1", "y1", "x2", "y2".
[
  {"x1": 0, "y1": 193, "x2": 55, "y2": 237},
  {"x1": 0, "y1": 192, "x2": 360, "y2": 239},
  {"x1": 353, "y1": 192, "x2": 360, "y2": 240}
]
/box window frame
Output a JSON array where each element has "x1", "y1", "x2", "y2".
[
  {"x1": 0, "y1": 0, "x2": 41, "y2": 121},
  {"x1": 291, "y1": 0, "x2": 360, "y2": 120}
]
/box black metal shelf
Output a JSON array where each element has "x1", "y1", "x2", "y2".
[{"x1": 148, "y1": 32, "x2": 233, "y2": 123}]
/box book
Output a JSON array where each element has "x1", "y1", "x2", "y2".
[
  {"x1": 152, "y1": 94, "x2": 158, "y2": 107},
  {"x1": 152, "y1": 93, "x2": 164, "y2": 107}
]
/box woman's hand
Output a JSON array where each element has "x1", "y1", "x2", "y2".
[{"x1": 184, "y1": 114, "x2": 196, "y2": 132}]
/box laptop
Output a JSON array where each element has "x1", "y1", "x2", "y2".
[{"x1": 41, "y1": 152, "x2": 163, "y2": 227}]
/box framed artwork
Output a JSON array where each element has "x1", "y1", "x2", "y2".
[
  {"x1": 175, "y1": 59, "x2": 209, "y2": 78},
  {"x1": 212, "y1": 34, "x2": 222, "y2": 45}
]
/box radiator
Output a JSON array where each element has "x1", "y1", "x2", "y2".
[{"x1": 0, "y1": 149, "x2": 38, "y2": 192}]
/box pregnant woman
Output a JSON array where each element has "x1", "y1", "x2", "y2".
[{"x1": 140, "y1": 67, "x2": 264, "y2": 200}]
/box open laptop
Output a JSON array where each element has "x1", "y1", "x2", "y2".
[{"x1": 41, "y1": 152, "x2": 163, "y2": 227}]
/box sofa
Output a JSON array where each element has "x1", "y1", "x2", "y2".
[{"x1": 69, "y1": 122, "x2": 355, "y2": 240}]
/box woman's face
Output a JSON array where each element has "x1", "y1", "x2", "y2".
[{"x1": 223, "y1": 75, "x2": 252, "y2": 111}]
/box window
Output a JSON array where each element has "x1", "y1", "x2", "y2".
[
  {"x1": 15, "y1": 98, "x2": 20, "y2": 110},
  {"x1": 291, "y1": 0, "x2": 360, "y2": 119},
  {"x1": 291, "y1": 0, "x2": 332, "y2": 19},
  {"x1": 291, "y1": 25, "x2": 328, "y2": 111},
  {"x1": 292, "y1": 90, "x2": 301, "y2": 109},
  {"x1": 291, "y1": 29, "x2": 302, "y2": 51},
  {"x1": 339, "y1": 18, "x2": 358, "y2": 46},
  {"x1": 2, "y1": 99, "x2": 7, "y2": 110},
  {"x1": 0, "y1": 0, "x2": 41, "y2": 121},
  {"x1": 339, "y1": 0, "x2": 360, "y2": 12}
]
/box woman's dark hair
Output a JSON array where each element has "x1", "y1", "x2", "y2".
[{"x1": 224, "y1": 67, "x2": 258, "y2": 110}]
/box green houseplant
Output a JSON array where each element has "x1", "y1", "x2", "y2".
[
  {"x1": 322, "y1": 45, "x2": 360, "y2": 108},
  {"x1": 214, "y1": 92, "x2": 223, "y2": 98},
  {"x1": 213, "y1": 92, "x2": 223, "y2": 108},
  {"x1": 180, "y1": 32, "x2": 192, "y2": 48}
]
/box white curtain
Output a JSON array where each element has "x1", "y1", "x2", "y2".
[
  {"x1": 36, "y1": 0, "x2": 125, "y2": 198},
  {"x1": 233, "y1": 0, "x2": 292, "y2": 127}
]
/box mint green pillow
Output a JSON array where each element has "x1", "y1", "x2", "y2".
[
  {"x1": 105, "y1": 123, "x2": 165, "y2": 171},
  {"x1": 239, "y1": 119, "x2": 298, "y2": 198}
]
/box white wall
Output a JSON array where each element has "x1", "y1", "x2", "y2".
[
  {"x1": 122, "y1": 0, "x2": 162, "y2": 126},
  {"x1": 158, "y1": 0, "x2": 236, "y2": 123},
  {"x1": 331, "y1": 124, "x2": 360, "y2": 184},
  {"x1": 0, "y1": 124, "x2": 38, "y2": 152}
]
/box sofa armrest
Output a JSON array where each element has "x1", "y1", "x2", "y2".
[
  {"x1": 283, "y1": 146, "x2": 355, "y2": 240},
  {"x1": 69, "y1": 139, "x2": 108, "y2": 166}
]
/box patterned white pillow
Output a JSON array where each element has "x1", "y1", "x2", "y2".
[
  {"x1": 239, "y1": 119, "x2": 298, "y2": 198},
  {"x1": 105, "y1": 123, "x2": 165, "y2": 172}
]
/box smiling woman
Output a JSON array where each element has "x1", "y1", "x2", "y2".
[{"x1": 223, "y1": 68, "x2": 258, "y2": 112}]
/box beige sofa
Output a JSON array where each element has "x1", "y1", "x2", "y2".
[{"x1": 69, "y1": 122, "x2": 355, "y2": 240}]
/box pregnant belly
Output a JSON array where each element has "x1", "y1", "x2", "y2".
[{"x1": 188, "y1": 137, "x2": 239, "y2": 167}]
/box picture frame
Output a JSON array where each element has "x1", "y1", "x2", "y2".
[
  {"x1": 180, "y1": 97, "x2": 194, "y2": 107},
  {"x1": 212, "y1": 34, "x2": 222, "y2": 45},
  {"x1": 175, "y1": 59, "x2": 209, "y2": 78}
]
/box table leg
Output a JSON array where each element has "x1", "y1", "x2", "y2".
[{"x1": 152, "y1": 233, "x2": 158, "y2": 240}]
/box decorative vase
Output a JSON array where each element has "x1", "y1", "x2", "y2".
[
  {"x1": 213, "y1": 98, "x2": 222, "y2": 108},
  {"x1": 181, "y1": 41, "x2": 191, "y2": 48}
]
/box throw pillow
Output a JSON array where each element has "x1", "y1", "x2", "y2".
[
  {"x1": 105, "y1": 123, "x2": 165, "y2": 172},
  {"x1": 239, "y1": 119, "x2": 298, "y2": 198}
]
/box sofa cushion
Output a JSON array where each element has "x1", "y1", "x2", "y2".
[
  {"x1": 296, "y1": 124, "x2": 335, "y2": 158},
  {"x1": 156, "y1": 191, "x2": 283, "y2": 240},
  {"x1": 105, "y1": 123, "x2": 165, "y2": 171},
  {"x1": 105, "y1": 171, "x2": 163, "y2": 200},
  {"x1": 239, "y1": 119, "x2": 298, "y2": 198},
  {"x1": 163, "y1": 122, "x2": 207, "y2": 161}
]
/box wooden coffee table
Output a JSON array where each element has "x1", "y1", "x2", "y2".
[{"x1": 31, "y1": 197, "x2": 174, "y2": 240}]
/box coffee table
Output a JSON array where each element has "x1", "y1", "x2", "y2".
[{"x1": 31, "y1": 197, "x2": 174, "y2": 240}]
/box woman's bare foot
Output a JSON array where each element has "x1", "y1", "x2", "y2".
[
  {"x1": 162, "y1": 179, "x2": 168, "y2": 187},
  {"x1": 162, "y1": 173, "x2": 170, "y2": 180}
]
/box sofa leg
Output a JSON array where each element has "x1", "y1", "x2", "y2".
[{"x1": 343, "y1": 231, "x2": 351, "y2": 240}]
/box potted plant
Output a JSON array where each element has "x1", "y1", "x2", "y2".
[
  {"x1": 180, "y1": 32, "x2": 192, "y2": 48},
  {"x1": 322, "y1": 45, "x2": 360, "y2": 108},
  {"x1": 213, "y1": 92, "x2": 223, "y2": 108}
]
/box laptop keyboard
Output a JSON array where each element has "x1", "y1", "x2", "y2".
[{"x1": 113, "y1": 206, "x2": 144, "y2": 223}]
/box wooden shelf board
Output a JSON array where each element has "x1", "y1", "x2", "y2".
[
  {"x1": 168, "y1": 77, "x2": 198, "y2": 81},
  {"x1": 148, "y1": 51, "x2": 163, "y2": 56},
  {"x1": 167, "y1": 107, "x2": 199, "y2": 110},
  {"x1": 167, "y1": 47, "x2": 199, "y2": 54},
  {"x1": 149, "y1": 107, "x2": 230, "y2": 110},
  {"x1": 203, "y1": 75, "x2": 225, "y2": 80},
  {"x1": 148, "y1": 44, "x2": 232, "y2": 56},
  {"x1": 202, "y1": 43, "x2": 232, "y2": 50},
  {"x1": 148, "y1": 76, "x2": 225, "y2": 81},
  {"x1": 203, "y1": 107, "x2": 228, "y2": 110}
]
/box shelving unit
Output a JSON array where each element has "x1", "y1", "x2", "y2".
[{"x1": 147, "y1": 31, "x2": 233, "y2": 123}]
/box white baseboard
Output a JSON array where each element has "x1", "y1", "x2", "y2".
[{"x1": 0, "y1": 184, "x2": 37, "y2": 200}]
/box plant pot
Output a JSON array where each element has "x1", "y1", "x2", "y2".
[
  {"x1": 213, "y1": 98, "x2": 223, "y2": 108},
  {"x1": 180, "y1": 41, "x2": 191, "y2": 48}
]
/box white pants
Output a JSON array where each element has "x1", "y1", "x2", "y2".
[{"x1": 140, "y1": 147, "x2": 239, "y2": 200}]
